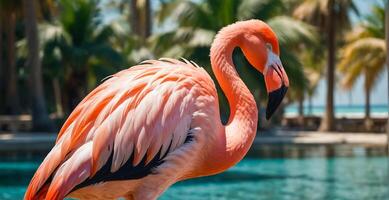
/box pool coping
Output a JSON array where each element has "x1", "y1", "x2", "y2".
[{"x1": 0, "y1": 131, "x2": 387, "y2": 152}]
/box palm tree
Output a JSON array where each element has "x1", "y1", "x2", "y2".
[
  {"x1": 0, "y1": 0, "x2": 53, "y2": 117},
  {"x1": 130, "y1": 0, "x2": 151, "y2": 39},
  {"x1": 104, "y1": 0, "x2": 152, "y2": 39},
  {"x1": 0, "y1": 17, "x2": 3, "y2": 112},
  {"x1": 22, "y1": 0, "x2": 54, "y2": 131},
  {"x1": 40, "y1": 0, "x2": 123, "y2": 113},
  {"x1": 300, "y1": 45, "x2": 325, "y2": 116},
  {"x1": 102, "y1": 0, "x2": 154, "y2": 66},
  {"x1": 386, "y1": 0, "x2": 389, "y2": 152},
  {"x1": 294, "y1": 0, "x2": 358, "y2": 131},
  {"x1": 155, "y1": 0, "x2": 317, "y2": 124},
  {"x1": 0, "y1": 0, "x2": 21, "y2": 115},
  {"x1": 339, "y1": 3, "x2": 386, "y2": 131}
]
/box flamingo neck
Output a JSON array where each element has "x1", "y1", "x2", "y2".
[{"x1": 208, "y1": 27, "x2": 258, "y2": 173}]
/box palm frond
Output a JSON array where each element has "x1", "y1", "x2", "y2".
[
  {"x1": 293, "y1": 0, "x2": 323, "y2": 23},
  {"x1": 338, "y1": 38, "x2": 386, "y2": 89},
  {"x1": 238, "y1": 0, "x2": 284, "y2": 20},
  {"x1": 344, "y1": 25, "x2": 372, "y2": 42},
  {"x1": 293, "y1": 0, "x2": 356, "y2": 32},
  {"x1": 187, "y1": 28, "x2": 215, "y2": 47},
  {"x1": 268, "y1": 16, "x2": 318, "y2": 47}
]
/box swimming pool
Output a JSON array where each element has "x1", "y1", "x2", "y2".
[{"x1": 1, "y1": 157, "x2": 388, "y2": 200}]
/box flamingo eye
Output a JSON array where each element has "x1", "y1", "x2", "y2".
[{"x1": 266, "y1": 43, "x2": 272, "y2": 51}]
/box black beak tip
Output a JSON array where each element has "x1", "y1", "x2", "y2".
[{"x1": 266, "y1": 85, "x2": 288, "y2": 120}]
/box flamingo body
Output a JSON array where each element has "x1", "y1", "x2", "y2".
[{"x1": 25, "y1": 20, "x2": 289, "y2": 200}]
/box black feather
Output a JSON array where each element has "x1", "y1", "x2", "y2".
[{"x1": 71, "y1": 129, "x2": 195, "y2": 192}]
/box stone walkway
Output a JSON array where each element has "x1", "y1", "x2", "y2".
[
  {"x1": 0, "y1": 132, "x2": 56, "y2": 151},
  {"x1": 255, "y1": 131, "x2": 388, "y2": 146},
  {"x1": 0, "y1": 131, "x2": 387, "y2": 153}
]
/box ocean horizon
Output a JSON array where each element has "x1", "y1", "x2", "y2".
[{"x1": 285, "y1": 104, "x2": 388, "y2": 118}]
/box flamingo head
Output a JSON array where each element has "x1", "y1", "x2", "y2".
[{"x1": 240, "y1": 20, "x2": 289, "y2": 120}]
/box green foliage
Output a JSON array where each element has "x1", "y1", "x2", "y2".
[
  {"x1": 338, "y1": 3, "x2": 386, "y2": 91},
  {"x1": 41, "y1": 0, "x2": 123, "y2": 88},
  {"x1": 6, "y1": 0, "x2": 385, "y2": 125},
  {"x1": 155, "y1": 0, "x2": 316, "y2": 105}
]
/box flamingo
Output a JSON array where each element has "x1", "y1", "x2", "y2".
[{"x1": 25, "y1": 19, "x2": 289, "y2": 200}]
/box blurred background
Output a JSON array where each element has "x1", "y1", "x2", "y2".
[{"x1": 0, "y1": 0, "x2": 388, "y2": 199}]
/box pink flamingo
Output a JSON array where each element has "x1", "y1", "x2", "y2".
[{"x1": 25, "y1": 20, "x2": 289, "y2": 200}]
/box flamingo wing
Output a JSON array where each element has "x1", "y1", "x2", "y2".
[{"x1": 25, "y1": 58, "x2": 216, "y2": 199}]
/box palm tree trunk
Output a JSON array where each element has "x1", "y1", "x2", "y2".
[
  {"x1": 298, "y1": 92, "x2": 305, "y2": 126},
  {"x1": 130, "y1": 0, "x2": 151, "y2": 39},
  {"x1": 52, "y1": 77, "x2": 63, "y2": 117},
  {"x1": 385, "y1": 0, "x2": 389, "y2": 154},
  {"x1": 298, "y1": 95, "x2": 304, "y2": 116},
  {"x1": 319, "y1": 0, "x2": 336, "y2": 131},
  {"x1": 364, "y1": 74, "x2": 373, "y2": 131},
  {"x1": 23, "y1": 0, "x2": 54, "y2": 131},
  {"x1": 0, "y1": 18, "x2": 3, "y2": 113},
  {"x1": 308, "y1": 95, "x2": 313, "y2": 115},
  {"x1": 4, "y1": 11, "x2": 20, "y2": 115},
  {"x1": 64, "y1": 69, "x2": 87, "y2": 112},
  {"x1": 130, "y1": 0, "x2": 141, "y2": 36},
  {"x1": 143, "y1": 0, "x2": 151, "y2": 38}
]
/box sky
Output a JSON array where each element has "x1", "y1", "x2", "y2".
[{"x1": 309, "y1": 0, "x2": 388, "y2": 107}]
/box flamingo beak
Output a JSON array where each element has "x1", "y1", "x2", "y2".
[
  {"x1": 264, "y1": 52, "x2": 289, "y2": 120},
  {"x1": 266, "y1": 84, "x2": 288, "y2": 120}
]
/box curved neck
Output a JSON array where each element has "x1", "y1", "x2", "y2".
[{"x1": 208, "y1": 27, "x2": 258, "y2": 173}]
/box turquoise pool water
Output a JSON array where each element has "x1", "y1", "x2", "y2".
[{"x1": 1, "y1": 157, "x2": 388, "y2": 200}]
